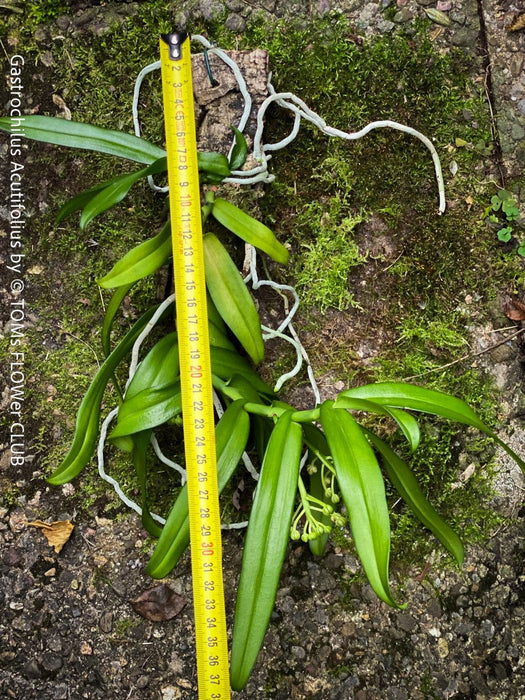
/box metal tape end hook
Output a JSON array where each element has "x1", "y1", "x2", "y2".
[{"x1": 160, "y1": 32, "x2": 189, "y2": 61}]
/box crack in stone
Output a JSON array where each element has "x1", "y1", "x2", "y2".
[{"x1": 476, "y1": 0, "x2": 506, "y2": 186}]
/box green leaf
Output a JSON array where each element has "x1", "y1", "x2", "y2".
[
  {"x1": 229, "y1": 126, "x2": 249, "y2": 171},
  {"x1": 47, "y1": 307, "x2": 160, "y2": 485},
  {"x1": 365, "y1": 429, "x2": 464, "y2": 565},
  {"x1": 211, "y1": 198, "x2": 289, "y2": 264},
  {"x1": 131, "y1": 430, "x2": 163, "y2": 538},
  {"x1": 336, "y1": 382, "x2": 488, "y2": 430},
  {"x1": 110, "y1": 382, "x2": 182, "y2": 438},
  {"x1": 231, "y1": 412, "x2": 303, "y2": 691},
  {"x1": 491, "y1": 195, "x2": 502, "y2": 211},
  {"x1": 109, "y1": 331, "x2": 181, "y2": 439},
  {"x1": 146, "y1": 399, "x2": 250, "y2": 578},
  {"x1": 196, "y1": 151, "x2": 231, "y2": 179},
  {"x1": 56, "y1": 181, "x2": 108, "y2": 223},
  {"x1": 204, "y1": 233, "x2": 265, "y2": 364},
  {"x1": 335, "y1": 382, "x2": 525, "y2": 474},
  {"x1": 502, "y1": 199, "x2": 519, "y2": 220},
  {"x1": 226, "y1": 375, "x2": 272, "y2": 461},
  {"x1": 320, "y1": 401, "x2": 400, "y2": 608},
  {"x1": 80, "y1": 157, "x2": 167, "y2": 229},
  {"x1": 206, "y1": 293, "x2": 227, "y2": 334},
  {"x1": 101, "y1": 283, "x2": 134, "y2": 358},
  {"x1": 387, "y1": 408, "x2": 421, "y2": 452},
  {"x1": 125, "y1": 332, "x2": 179, "y2": 400},
  {"x1": 210, "y1": 347, "x2": 274, "y2": 395},
  {"x1": 0, "y1": 115, "x2": 165, "y2": 164},
  {"x1": 331, "y1": 395, "x2": 420, "y2": 451},
  {"x1": 97, "y1": 221, "x2": 172, "y2": 289},
  {"x1": 497, "y1": 227, "x2": 512, "y2": 242},
  {"x1": 207, "y1": 319, "x2": 236, "y2": 351}
]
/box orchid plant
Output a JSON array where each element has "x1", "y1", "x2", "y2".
[{"x1": 2, "y1": 112, "x2": 523, "y2": 691}]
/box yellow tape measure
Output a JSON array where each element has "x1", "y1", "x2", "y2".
[{"x1": 160, "y1": 33, "x2": 231, "y2": 699}]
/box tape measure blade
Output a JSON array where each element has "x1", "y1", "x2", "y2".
[{"x1": 160, "y1": 34, "x2": 231, "y2": 699}]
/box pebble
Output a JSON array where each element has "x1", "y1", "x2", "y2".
[
  {"x1": 396, "y1": 613, "x2": 418, "y2": 632},
  {"x1": 21, "y1": 660, "x2": 41, "y2": 679},
  {"x1": 136, "y1": 675, "x2": 149, "y2": 689},
  {"x1": 225, "y1": 13, "x2": 247, "y2": 32},
  {"x1": 341, "y1": 621, "x2": 356, "y2": 636},
  {"x1": 99, "y1": 610, "x2": 114, "y2": 633},
  {"x1": 437, "y1": 638, "x2": 449, "y2": 658},
  {"x1": 50, "y1": 685, "x2": 69, "y2": 700},
  {"x1": 161, "y1": 685, "x2": 182, "y2": 700},
  {"x1": 480, "y1": 619, "x2": 495, "y2": 640},
  {"x1": 41, "y1": 652, "x2": 63, "y2": 672},
  {"x1": 291, "y1": 645, "x2": 306, "y2": 659},
  {"x1": 80, "y1": 641, "x2": 93, "y2": 655}
]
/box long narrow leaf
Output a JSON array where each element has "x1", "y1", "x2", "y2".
[
  {"x1": 210, "y1": 347, "x2": 273, "y2": 395},
  {"x1": 336, "y1": 382, "x2": 488, "y2": 426},
  {"x1": 101, "y1": 283, "x2": 134, "y2": 358},
  {"x1": 320, "y1": 401, "x2": 400, "y2": 608},
  {"x1": 56, "y1": 181, "x2": 108, "y2": 223},
  {"x1": 231, "y1": 412, "x2": 303, "y2": 691},
  {"x1": 204, "y1": 233, "x2": 265, "y2": 364},
  {"x1": 47, "y1": 307, "x2": 159, "y2": 485},
  {"x1": 0, "y1": 115, "x2": 230, "y2": 179},
  {"x1": 131, "y1": 429, "x2": 163, "y2": 538},
  {"x1": 332, "y1": 395, "x2": 420, "y2": 451},
  {"x1": 335, "y1": 382, "x2": 525, "y2": 473},
  {"x1": 79, "y1": 157, "x2": 167, "y2": 229},
  {"x1": 146, "y1": 400, "x2": 250, "y2": 579},
  {"x1": 110, "y1": 382, "x2": 182, "y2": 438},
  {"x1": 211, "y1": 198, "x2": 289, "y2": 264},
  {"x1": 125, "y1": 332, "x2": 179, "y2": 400},
  {"x1": 207, "y1": 319, "x2": 236, "y2": 351},
  {"x1": 0, "y1": 115, "x2": 165, "y2": 163},
  {"x1": 97, "y1": 221, "x2": 172, "y2": 289},
  {"x1": 365, "y1": 429, "x2": 464, "y2": 566}
]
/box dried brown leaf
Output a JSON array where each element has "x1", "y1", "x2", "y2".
[
  {"x1": 130, "y1": 584, "x2": 186, "y2": 622},
  {"x1": 504, "y1": 296, "x2": 525, "y2": 321},
  {"x1": 27, "y1": 519, "x2": 74, "y2": 553},
  {"x1": 507, "y1": 13, "x2": 525, "y2": 32}
]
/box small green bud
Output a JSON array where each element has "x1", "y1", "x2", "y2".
[{"x1": 331, "y1": 513, "x2": 346, "y2": 527}]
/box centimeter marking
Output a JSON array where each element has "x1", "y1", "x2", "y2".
[{"x1": 160, "y1": 34, "x2": 231, "y2": 700}]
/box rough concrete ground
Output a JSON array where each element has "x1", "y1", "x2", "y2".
[{"x1": 1, "y1": 1, "x2": 524, "y2": 699}]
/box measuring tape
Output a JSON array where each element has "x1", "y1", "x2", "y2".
[{"x1": 160, "y1": 33, "x2": 230, "y2": 699}]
